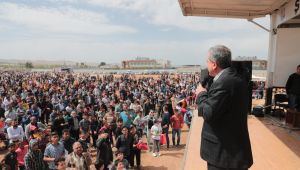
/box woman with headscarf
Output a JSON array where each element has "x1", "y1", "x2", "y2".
[{"x1": 24, "y1": 139, "x2": 47, "y2": 170}]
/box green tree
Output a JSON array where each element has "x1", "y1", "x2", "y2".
[
  {"x1": 25, "y1": 62, "x2": 33, "y2": 68},
  {"x1": 99, "y1": 62, "x2": 106, "y2": 67}
]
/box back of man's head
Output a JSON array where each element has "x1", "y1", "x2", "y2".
[{"x1": 208, "y1": 45, "x2": 232, "y2": 69}]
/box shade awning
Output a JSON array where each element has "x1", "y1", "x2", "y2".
[{"x1": 178, "y1": 0, "x2": 290, "y2": 19}]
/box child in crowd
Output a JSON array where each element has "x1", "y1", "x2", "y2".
[
  {"x1": 133, "y1": 111, "x2": 143, "y2": 138},
  {"x1": 116, "y1": 161, "x2": 127, "y2": 170},
  {"x1": 150, "y1": 119, "x2": 162, "y2": 157},
  {"x1": 130, "y1": 125, "x2": 141, "y2": 169},
  {"x1": 111, "y1": 151, "x2": 129, "y2": 170},
  {"x1": 16, "y1": 142, "x2": 28, "y2": 170},
  {"x1": 2, "y1": 143, "x2": 18, "y2": 170},
  {"x1": 56, "y1": 157, "x2": 67, "y2": 170}
]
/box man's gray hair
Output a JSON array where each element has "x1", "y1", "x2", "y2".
[
  {"x1": 208, "y1": 45, "x2": 232, "y2": 69},
  {"x1": 73, "y1": 142, "x2": 82, "y2": 149}
]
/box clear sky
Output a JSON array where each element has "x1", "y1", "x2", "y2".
[{"x1": 0, "y1": 0, "x2": 270, "y2": 66}]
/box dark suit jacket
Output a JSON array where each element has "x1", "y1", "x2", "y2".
[{"x1": 197, "y1": 67, "x2": 253, "y2": 169}]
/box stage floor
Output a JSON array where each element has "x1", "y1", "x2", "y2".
[{"x1": 182, "y1": 113, "x2": 300, "y2": 170}]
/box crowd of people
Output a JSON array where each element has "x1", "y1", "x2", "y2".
[{"x1": 0, "y1": 71, "x2": 198, "y2": 170}]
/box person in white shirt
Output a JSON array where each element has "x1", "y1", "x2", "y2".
[
  {"x1": 3, "y1": 96, "x2": 12, "y2": 111},
  {"x1": 7, "y1": 120, "x2": 24, "y2": 143},
  {"x1": 150, "y1": 119, "x2": 162, "y2": 157}
]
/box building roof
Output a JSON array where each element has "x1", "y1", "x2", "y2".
[
  {"x1": 123, "y1": 60, "x2": 157, "y2": 63},
  {"x1": 178, "y1": 0, "x2": 289, "y2": 19}
]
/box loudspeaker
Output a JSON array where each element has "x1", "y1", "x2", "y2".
[
  {"x1": 231, "y1": 61, "x2": 252, "y2": 113},
  {"x1": 252, "y1": 106, "x2": 264, "y2": 117}
]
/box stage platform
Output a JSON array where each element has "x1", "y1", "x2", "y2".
[{"x1": 182, "y1": 112, "x2": 300, "y2": 170}]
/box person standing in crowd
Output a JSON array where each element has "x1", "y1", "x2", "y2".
[
  {"x1": 44, "y1": 132, "x2": 66, "y2": 170},
  {"x1": 286, "y1": 64, "x2": 300, "y2": 111},
  {"x1": 7, "y1": 120, "x2": 24, "y2": 143},
  {"x1": 1, "y1": 143, "x2": 18, "y2": 170},
  {"x1": 5, "y1": 105, "x2": 17, "y2": 121},
  {"x1": 161, "y1": 105, "x2": 170, "y2": 148},
  {"x1": 60, "y1": 129, "x2": 76, "y2": 154},
  {"x1": 25, "y1": 139, "x2": 47, "y2": 170},
  {"x1": 78, "y1": 130, "x2": 90, "y2": 153},
  {"x1": 133, "y1": 110, "x2": 143, "y2": 138},
  {"x1": 56, "y1": 157, "x2": 67, "y2": 170},
  {"x1": 129, "y1": 125, "x2": 141, "y2": 169},
  {"x1": 52, "y1": 112, "x2": 68, "y2": 137},
  {"x1": 15, "y1": 142, "x2": 28, "y2": 170},
  {"x1": 142, "y1": 110, "x2": 155, "y2": 152},
  {"x1": 115, "y1": 161, "x2": 127, "y2": 170},
  {"x1": 95, "y1": 131, "x2": 113, "y2": 170},
  {"x1": 90, "y1": 114, "x2": 99, "y2": 147},
  {"x1": 114, "y1": 119, "x2": 124, "y2": 140},
  {"x1": 103, "y1": 106, "x2": 117, "y2": 133},
  {"x1": 170, "y1": 108, "x2": 183, "y2": 147},
  {"x1": 68, "y1": 111, "x2": 80, "y2": 140},
  {"x1": 184, "y1": 109, "x2": 193, "y2": 129},
  {"x1": 119, "y1": 104, "x2": 132, "y2": 128},
  {"x1": 16, "y1": 103, "x2": 26, "y2": 124},
  {"x1": 24, "y1": 116, "x2": 46, "y2": 140},
  {"x1": 66, "y1": 142, "x2": 92, "y2": 170},
  {"x1": 40, "y1": 96, "x2": 53, "y2": 124},
  {"x1": 79, "y1": 112, "x2": 91, "y2": 134},
  {"x1": 116, "y1": 127, "x2": 132, "y2": 162},
  {"x1": 151, "y1": 119, "x2": 162, "y2": 157},
  {"x1": 111, "y1": 151, "x2": 129, "y2": 170},
  {"x1": 196, "y1": 45, "x2": 253, "y2": 170}
]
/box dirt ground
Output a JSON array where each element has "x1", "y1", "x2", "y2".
[{"x1": 139, "y1": 125, "x2": 189, "y2": 170}]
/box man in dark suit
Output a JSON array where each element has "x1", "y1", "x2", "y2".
[{"x1": 196, "y1": 45, "x2": 253, "y2": 170}]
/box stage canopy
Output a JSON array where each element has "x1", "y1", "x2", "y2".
[{"x1": 178, "y1": 0, "x2": 290, "y2": 19}]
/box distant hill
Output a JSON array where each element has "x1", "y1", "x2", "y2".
[{"x1": 0, "y1": 59, "x2": 92, "y2": 66}]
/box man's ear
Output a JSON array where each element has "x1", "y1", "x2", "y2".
[{"x1": 212, "y1": 62, "x2": 218, "y2": 71}]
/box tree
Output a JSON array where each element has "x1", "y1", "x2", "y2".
[
  {"x1": 99, "y1": 62, "x2": 106, "y2": 67},
  {"x1": 25, "y1": 62, "x2": 33, "y2": 68}
]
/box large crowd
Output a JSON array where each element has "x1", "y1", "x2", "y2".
[{"x1": 0, "y1": 71, "x2": 199, "y2": 170}]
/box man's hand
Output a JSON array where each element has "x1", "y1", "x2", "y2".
[{"x1": 195, "y1": 84, "x2": 207, "y2": 96}]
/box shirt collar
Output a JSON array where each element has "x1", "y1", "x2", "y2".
[{"x1": 213, "y1": 69, "x2": 226, "y2": 82}]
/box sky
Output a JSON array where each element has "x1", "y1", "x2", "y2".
[{"x1": 0, "y1": 0, "x2": 270, "y2": 66}]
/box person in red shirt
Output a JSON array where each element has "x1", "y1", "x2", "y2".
[
  {"x1": 170, "y1": 108, "x2": 184, "y2": 147},
  {"x1": 16, "y1": 142, "x2": 29, "y2": 170}
]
